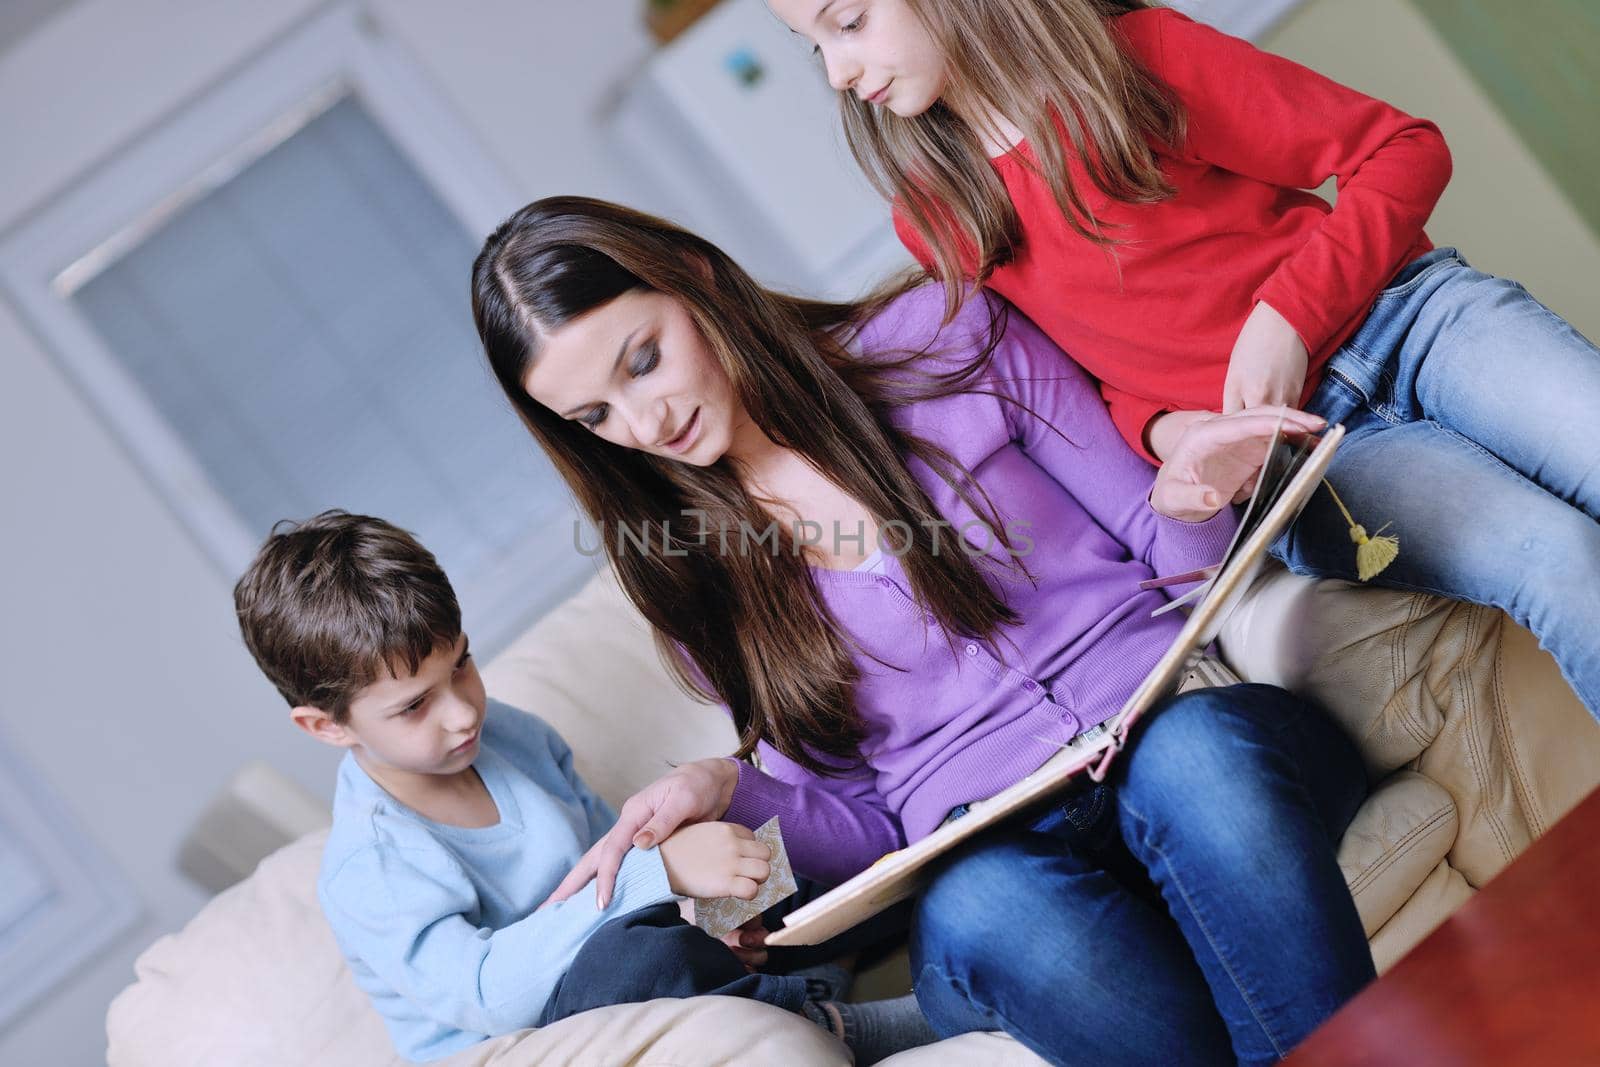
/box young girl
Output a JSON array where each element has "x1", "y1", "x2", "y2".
[
  {"x1": 772, "y1": 0, "x2": 1600, "y2": 717},
  {"x1": 473, "y1": 196, "x2": 1373, "y2": 1065}
]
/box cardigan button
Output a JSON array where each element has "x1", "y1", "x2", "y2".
[
  {"x1": 1023, "y1": 680, "x2": 1038, "y2": 692},
  {"x1": 964, "y1": 644, "x2": 978, "y2": 656}
]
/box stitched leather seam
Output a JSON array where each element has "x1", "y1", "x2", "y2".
[
  {"x1": 1387, "y1": 601, "x2": 1406, "y2": 745},
  {"x1": 1457, "y1": 606, "x2": 1516, "y2": 865},
  {"x1": 1346, "y1": 804, "x2": 1454, "y2": 895},
  {"x1": 1380, "y1": 596, "x2": 1431, "y2": 754},
  {"x1": 1395, "y1": 595, "x2": 1433, "y2": 750},
  {"x1": 1474, "y1": 605, "x2": 1518, "y2": 862},
  {"x1": 1492, "y1": 623, "x2": 1543, "y2": 836}
]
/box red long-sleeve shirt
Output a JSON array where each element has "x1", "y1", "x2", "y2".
[{"x1": 894, "y1": 7, "x2": 1452, "y2": 461}]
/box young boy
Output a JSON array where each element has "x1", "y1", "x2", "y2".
[{"x1": 232, "y1": 510, "x2": 862, "y2": 1062}]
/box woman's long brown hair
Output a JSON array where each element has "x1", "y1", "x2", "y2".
[
  {"x1": 472, "y1": 197, "x2": 1028, "y2": 774},
  {"x1": 841, "y1": 0, "x2": 1186, "y2": 318}
]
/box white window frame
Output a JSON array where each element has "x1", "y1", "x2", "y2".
[
  {"x1": 0, "y1": 729, "x2": 141, "y2": 1027},
  {"x1": 0, "y1": 4, "x2": 591, "y2": 654}
]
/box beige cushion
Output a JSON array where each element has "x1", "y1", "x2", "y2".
[
  {"x1": 477, "y1": 568, "x2": 736, "y2": 813},
  {"x1": 1336, "y1": 772, "x2": 1457, "y2": 937},
  {"x1": 1220, "y1": 565, "x2": 1600, "y2": 952},
  {"x1": 1415, "y1": 616, "x2": 1599, "y2": 886},
  {"x1": 1217, "y1": 569, "x2": 1451, "y2": 776},
  {"x1": 879, "y1": 1031, "x2": 1044, "y2": 1067},
  {"x1": 1366, "y1": 861, "x2": 1475, "y2": 973}
]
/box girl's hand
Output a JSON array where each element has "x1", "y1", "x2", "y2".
[
  {"x1": 1222, "y1": 301, "x2": 1309, "y2": 414},
  {"x1": 658, "y1": 821, "x2": 772, "y2": 900},
  {"x1": 1152, "y1": 407, "x2": 1325, "y2": 521},
  {"x1": 1145, "y1": 409, "x2": 1214, "y2": 464},
  {"x1": 541, "y1": 758, "x2": 740, "y2": 909}
]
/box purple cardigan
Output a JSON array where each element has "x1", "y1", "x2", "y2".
[{"x1": 719, "y1": 287, "x2": 1237, "y2": 884}]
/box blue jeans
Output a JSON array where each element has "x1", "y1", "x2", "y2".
[
  {"x1": 1279, "y1": 247, "x2": 1600, "y2": 717},
  {"x1": 910, "y1": 685, "x2": 1374, "y2": 1066}
]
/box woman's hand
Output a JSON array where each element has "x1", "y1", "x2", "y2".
[
  {"x1": 1151, "y1": 407, "x2": 1326, "y2": 521},
  {"x1": 659, "y1": 821, "x2": 772, "y2": 900},
  {"x1": 542, "y1": 758, "x2": 741, "y2": 909},
  {"x1": 1222, "y1": 301, "x2": 1309, "y2": 414}
]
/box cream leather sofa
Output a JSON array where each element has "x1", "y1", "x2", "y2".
[{"x1": 106, "y1": 565, "x2": 1599, "y2": 1066}]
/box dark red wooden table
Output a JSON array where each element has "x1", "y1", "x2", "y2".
[{"x1": 1286, "y1": 785, "x2": 1600, "y2": 1065}]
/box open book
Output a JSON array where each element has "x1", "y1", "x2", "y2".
[{"x1": 765, "y1": 423, "x2": 1344, "y2": 947}]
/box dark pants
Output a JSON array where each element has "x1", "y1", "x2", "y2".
[
  {"x1": 537, "y1": 902, "x2": 810, "y2": 1025},
  {"x1": 537, "y1": 874, "x2": 917, "y2": 1026}
]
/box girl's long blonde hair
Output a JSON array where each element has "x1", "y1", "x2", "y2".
[{"x1": 842, "y1": 0, "x2": 1186, "y2": 317}]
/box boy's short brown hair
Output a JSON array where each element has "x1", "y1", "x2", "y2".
[{"x1": 233, "y1": 510, "x2": 461, "y2": 723}]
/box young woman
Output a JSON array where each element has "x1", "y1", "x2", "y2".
[
  {"x1": 471, "y1": 196, "x2": 1373, "y2": 1065},
  {"x1": 771, "y1": 0, "x2": 1600, "y2": 717}
]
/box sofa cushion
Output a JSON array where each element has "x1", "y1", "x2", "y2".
[
  {"x1": 1336, "y1": 771, "x2": 1457, "y2": 938},
  {"x1": 1416, "y1": 618, "x2": 1600, "y2": 887},
  {"x1": 1217, "y1": 568, "x2": 1456, "y2": 775},
  {"x1": 1219, "y1": 566, "x2": 1600, "y2": 893},
  {"x1": 1366, "y1": 860, "x2": 1475, "y2": 973},
  {"x1": 105, "y1": 830, "x2": 848, "y2": 1067},
  {"x1": 478, "y1": 568, "x2": 735, "y2": 812},
  {"x1": 1487, "y1": 621, "x2": 1600, "y2": 834},
  {"x1": 879, "y1": 1031, "x2": 1045, "y2": 1066}
]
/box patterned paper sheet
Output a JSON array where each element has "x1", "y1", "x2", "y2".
[{"x1": 693, "y1": 817, "x2": 798, "y2": 939}]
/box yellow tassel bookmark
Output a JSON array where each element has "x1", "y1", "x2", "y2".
[{"x1": 1321, "y1": 479, "x2": 1400, "y2": 582}]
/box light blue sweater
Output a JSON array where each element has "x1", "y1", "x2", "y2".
[{"x1": 317, "y1": 700, "x2": 676, "y2": 1062}]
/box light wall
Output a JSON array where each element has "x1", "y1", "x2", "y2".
[
  {"x1": 1264, "y1": 0, "x2": 1600, "y2": 339},
  {"x1": 0, "y1": 0, "x2": 1594, "y2": 1064},
  {"x1": 0, "y1": 3, "x2": 651, "y2": 1065}
]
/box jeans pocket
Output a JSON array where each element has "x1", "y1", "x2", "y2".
[
  {"x1": 1313, "y1": 347, "x2": 1380, "y2": 417},
  {"x1": 1061, "y1": 783, "x2": 1109, "y2": 834},
  {"x1": 1373, "y1": 246, "x2": 1462, "y2": 304}
]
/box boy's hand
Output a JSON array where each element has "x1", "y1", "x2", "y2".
[
  {"x1": 1222, "y1": 301, "x2": 1309, "y2": 414},
  {"x1": 659, "y1": 821, "x2": 772, "y2": 900},
  {"x1": 722, "y1": 917, "x2": 769, "y2": 972}
]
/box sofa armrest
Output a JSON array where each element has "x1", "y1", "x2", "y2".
[
  {"x1": 1220, "y1": 564, "x2": 1600, "y2": 889},
  {"x1": 1217, "y1": 564, "x2": 1462, "y2": 778},
  {"x1": 478, "y1": 568, "x2": 737, "y2": 812},
  {"x1": 1336, "y1": 771, "x2": 1457, "y2": 937}
]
